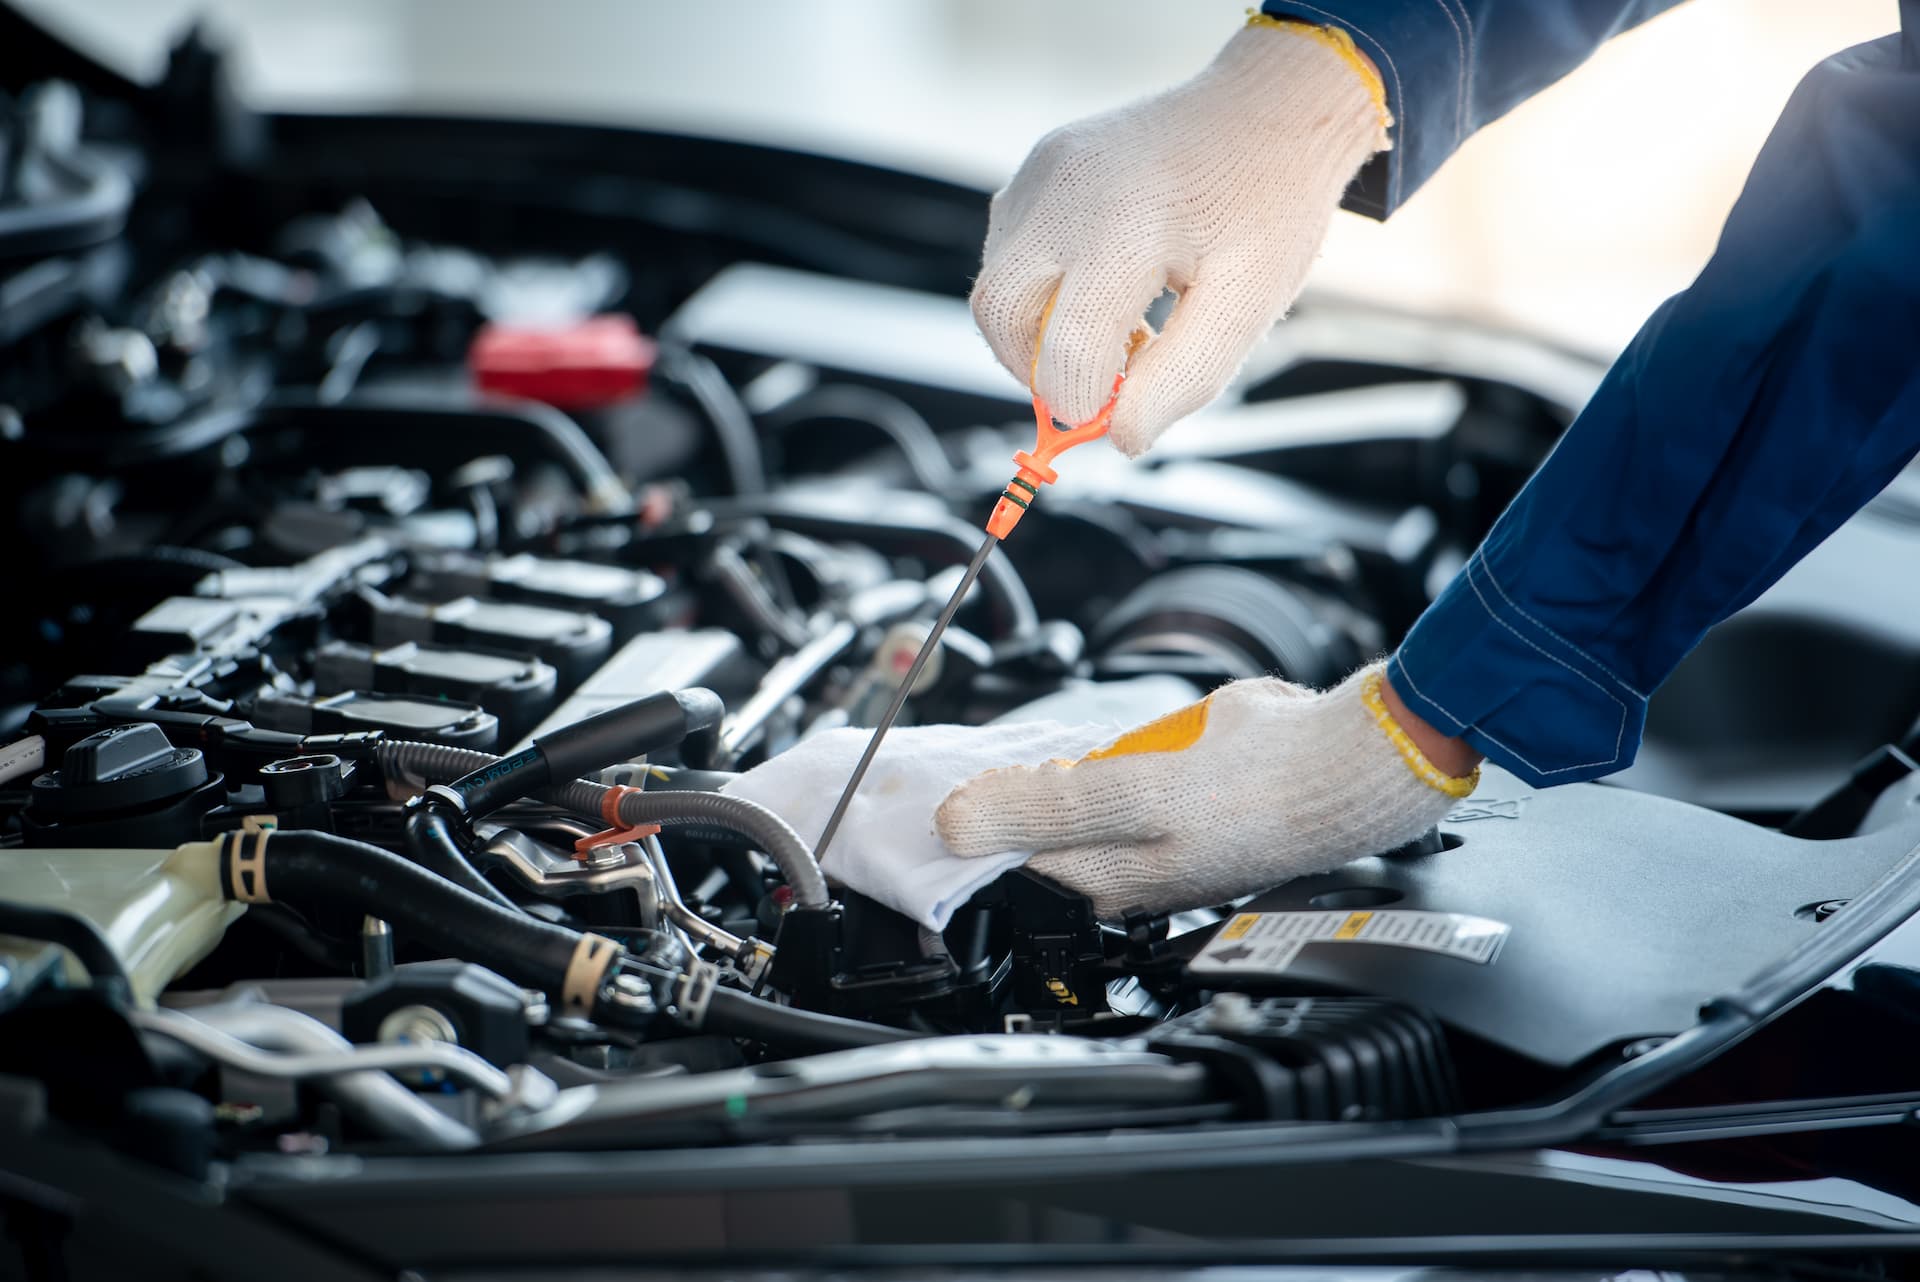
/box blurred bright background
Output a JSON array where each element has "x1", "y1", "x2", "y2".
[{"x1": 22, "y1": 0, "x2": 1899, "y2": 355}]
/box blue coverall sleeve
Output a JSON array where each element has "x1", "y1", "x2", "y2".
[
  {"x1": 1384, "y1": 12, "x2": 1920, "y2": 787},
  {"x1": 1259, "y1": 0, "x2": 1686, "y2": 217}
]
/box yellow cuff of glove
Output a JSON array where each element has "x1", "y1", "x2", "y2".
[
  {"x1": 1245, "y1": 10, "x2": 1393, "y2": 134},
  {"x1": 1360, "y1": 671, "x2": 1479, "y2": 799}
]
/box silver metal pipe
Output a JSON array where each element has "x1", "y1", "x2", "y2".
[
  {"x1": 641, "y1": 834, "x2": 755, "y2": 961},
  {"x1": 716, "y1": 617, "x2": 859, "y2": 764},
  {"x1": 144, "y1": 997, "x2": 480, "y2": 1151},
  {"x1": 134, "y1": 1004, "x2": 498, "y2": 1149}
]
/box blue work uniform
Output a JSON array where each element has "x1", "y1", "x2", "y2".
[{"x1": 1261, "y1": 0, "x2": 1920, "y2": 787}]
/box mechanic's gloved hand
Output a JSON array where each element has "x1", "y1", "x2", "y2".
[
  {"x1": 972, "y1": 16, "x2": 1390, "y2": 455},
  {"x1": 936, "y1": 664, "x2": 1476, "y2": 918}
]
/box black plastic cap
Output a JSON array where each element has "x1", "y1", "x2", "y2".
[
  {"x1": 29, "y1": 722, "x2": 210, "y2": 818},
  {"x1": 67, "y1": 721, "x2": 175, "y2": 784}
]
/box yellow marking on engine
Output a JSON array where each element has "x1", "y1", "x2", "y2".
[
  {"x1": 1335, "y1": 911, "x2": 1374, "y2": 940},
  {"x1": 1220, "y1": 913, "x2": 1259, "y2": 941}
]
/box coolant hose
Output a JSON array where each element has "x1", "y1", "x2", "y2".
[
  {"x1": 217, "y1": 829, "x2": 618, "y2": 1016},
  {"x1": 548, "y1": 779, "x2": 827, "y2": 910},
  {"x1": 211, "y1": 829, "x2": 907, "y2": 1052},
  {"x1": 377, "y1": 737, "x2": 829, "y2": 909},
  {"x1": 404, "y1": 804, "x2": 520, "y2": 913}
]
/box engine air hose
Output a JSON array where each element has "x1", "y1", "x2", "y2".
[
  {"x1": 377, "y1": 737, "x2": 828, "y2": 909},
  {"x1": 216, "y1": 829, "x2": 621, "y2": 1019},
  {"x1": 655, "y1": 345, "x2": 769, "y2": 497},
  {"x1": 375, "y1": 739, "x2": 496, "y2": 795}
]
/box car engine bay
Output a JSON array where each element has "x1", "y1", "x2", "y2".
[{"x1": 8, "y1": 18, "x2": 1920, "y2": 1190}]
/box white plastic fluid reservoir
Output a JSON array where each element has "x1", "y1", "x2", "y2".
[{"x1": 0, "y1": 841, "x2": 237, "y2": 1005}]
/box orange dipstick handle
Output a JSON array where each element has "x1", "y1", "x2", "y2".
[{"x1": 985, "y1": 370, "x2": 1126, "y2": 540}]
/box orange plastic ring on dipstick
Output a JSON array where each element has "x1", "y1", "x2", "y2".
[{"x1": 986, "y1": 308, "x2": 1148, "y2": 540}]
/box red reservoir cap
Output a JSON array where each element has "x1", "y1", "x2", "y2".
[{"x1": 469, "y1": 314, "x2": 656, "y2": 409}]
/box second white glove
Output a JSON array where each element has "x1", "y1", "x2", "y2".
[
  {"x1": 936, "y1": 664, "x2": 1474, "y2": 919},
  {"x1": 972, "y1": 18, "x2": 1389, "y2": 453}
]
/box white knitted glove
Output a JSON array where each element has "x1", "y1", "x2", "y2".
[
  {"x1": 935, "y1": 664, "x2": 1475, "y2": 918},
  {"x1": 972, "y1": 19, "x2": 1389, "y2": 454}
]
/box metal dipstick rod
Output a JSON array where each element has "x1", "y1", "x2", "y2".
[
  {"x1": 810, "y1": 348, "x2": 1133, "y2": 867},
  {"x1": 812, "y1": 533, "x2": 999, "y2": 862}
]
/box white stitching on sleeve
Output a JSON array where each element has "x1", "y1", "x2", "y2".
[
  {"x1": 1391, "y1": 565, "x2": 1632, "y2": 778},
  {"x1": 1473, "y1": 549, "x2": 1649, "y2": 700},
  {"x1": 1440, "y1": 0, "x2": 1475, "y2": 132},
  {"x1": 1463, "y1": 568, "x2": 1625, "y2": 773},
  {"x1": 1385, "y1": 654, "x2": 1464, "y2": 734},
  {"x1": 1425, "y1": 0, "x2": 1469, "y2": 141}
]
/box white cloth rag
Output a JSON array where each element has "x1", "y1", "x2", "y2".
[{"x1": 724, "y1": 720, "x2": 1120, "y2": 931}]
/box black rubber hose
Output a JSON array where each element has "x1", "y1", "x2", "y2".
[
  {"x1": 656, "y1": 346, "x2": 768, "y2": 497},
  {"x1": 444, "y1": 743, "x2": 548, "y2": 820},
  {"x1": 26, "y1": 395, "x2": 629, "y2": 508},
  {"x1": 704, "y1": 498, "x2": 1039, "y2": 639},
  {"x1": 668, "y1": 689, "x2": 725, "y2": 773},
  {"x1": 377, "y1": 735, "x2": 823, "y2": 906},
  {"x1": 225, "y1": 831, "x2": 589, "y2": 1000},
  {"x1": 224, "y1": 831, "x2": 911, "y2": 1051},
  {"x1": 762, "y1": 383, "x2": 959, "y2": 492},
  {"x1": 263, "y1": 396, "x2": 630, "y2": 513},
  {"x1": 446, "y1": 689, "x2": 727, "y2": 818},
  {"x1": 404, "y1": 804, "x2": 521, "y2": 912},
  {"x1": 547, "y1": 780, "x2": 827, "y2": 910},
  {"x1": 0, "y1": 901, "x2": 132, "y2": 992},
  {"x1": 702, "y1": 985, "x2": 918, "y2": 1051}
]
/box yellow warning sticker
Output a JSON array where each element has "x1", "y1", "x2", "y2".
[
  {"x1": 1219, "y1": 913, "x2": 1260, "y2": 941},
  {"x1": 1191, "y1": 909, "x2": 1509, "y2": 976},
  {"x1": 1334, "y1": 911, "x2": 1373, "y2": 939}
]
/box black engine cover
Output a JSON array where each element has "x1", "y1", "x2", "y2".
[{"x1": 1180, "y1": 766, "x2": 1920, "y2": 1067}]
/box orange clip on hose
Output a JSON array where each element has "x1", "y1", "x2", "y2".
[{"x1": 571, "y1": 784, "x2": 661, "y2": 862}]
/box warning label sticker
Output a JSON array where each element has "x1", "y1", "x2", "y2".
[{"x1": 1189, "y1": 909, "x2": 1509, "y2": 976}]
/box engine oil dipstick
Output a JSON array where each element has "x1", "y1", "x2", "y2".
[{"x1": 813, "y1": 375, "x2": 1128, "y2": 863}]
